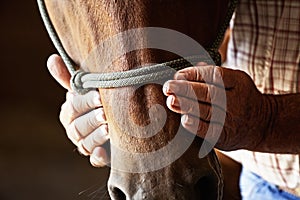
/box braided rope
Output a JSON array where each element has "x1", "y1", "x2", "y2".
[
  {"x1": 71, "y1": 56, "x2": 213, "y2": 92},
  {"x1": 37, "y1": 0, "x2": 76, "y2": 75},
  {"x1": 206, "y1": 0, "x2": 239, "y2": 66}
]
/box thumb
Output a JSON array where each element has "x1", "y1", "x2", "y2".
[{"x1": 47, "y1": 54, "x2": 72, "y2": 90}]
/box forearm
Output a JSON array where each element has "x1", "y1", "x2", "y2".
[{"x1": 254, "y1": 93, "x2": 300, "y2": 154}]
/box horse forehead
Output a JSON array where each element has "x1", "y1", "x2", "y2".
[{"x1": 44, "y1": 0, "x2": 227, "y2": 68}]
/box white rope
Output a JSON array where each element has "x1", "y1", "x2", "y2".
[
  {"x1": 70, "y1": 55, "x2": 214, "y2": 93},
  {"x1": 37, "y1": 0, "x2": 76, "y2": 75}
]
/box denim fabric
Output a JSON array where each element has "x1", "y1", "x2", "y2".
[{"x1": 240, "y1": 168, "x2": 300, "y2": 200}]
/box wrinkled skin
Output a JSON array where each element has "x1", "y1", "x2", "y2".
[{"x1": 43, "y1": 0, "x2": 231, "y2": 199}]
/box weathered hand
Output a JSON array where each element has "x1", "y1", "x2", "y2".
[
  {"x1": 163, "y1": 63, "x2": 268, "y2": 151},
  {"x1": 47, "y1": 54, "x2": 109, "y2": 167}
]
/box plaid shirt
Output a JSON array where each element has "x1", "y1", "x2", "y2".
[{"x1": 224, "y1": 0, "x2": 300, "y2": 188}]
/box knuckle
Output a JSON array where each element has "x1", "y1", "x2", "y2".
[
  {"x1": 67, "y1": 122, "x2": 82, "y2": 142},
  {"x1": 93, "y1": 127, "x2": 109, "y2": 145},
  {"x1": 184, "y1": 83, "x2": 192, "y2": 97},
  {"x1": 87, "y1": 109, "x2": 105, "y2": 128},
  {"x1": 61, "y1": 102, "x2": 77, "y2": 123},
  {"x1": 182, "y1": 82, "x2": 193, "y2": 97},
  {"x1": 71, "y1": 96, "x2": 82, "y2": 114},
  {"x1": 78, "y1": 140, "x2": 91, "y2": 156},
  {"x1": 186, "y1": 101, "x2": 195, "y2": 115},
  {"x1": 87, "y1": 113, "x2": 99, "y2": 128},
  {"x1": 92, "y1": 132, "x2": 102, "y2": 145},
  {"x1": 96, "y1": 108, "x2": 106, "y2": 121},
  {"x1": 195, "y1": 67, "x2": 203, "y2": 80},
  {"x1": 166, "y1": 81, "x2": 177, "y2": 94},
  {"x1": 89, "y1": 91, "x2": 102, "y2": 107},
  {"x1": 213, "y1": 66, "x2": 223, "y2": 82}
]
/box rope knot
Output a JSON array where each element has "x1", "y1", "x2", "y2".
[{"x1": 71, "y1": 70, "x2": 92, "y2": 94}]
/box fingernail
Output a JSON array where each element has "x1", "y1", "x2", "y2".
[
  {"x1": 163, "y1": 83, "x2": 169, "y2": 94},
  {"x1": 90, "y1": 156, "x2": 104, "y2": 166},
  {"x1": 181, "y1": 115, "x2": 193, "y2": 125},
  {"x1": 46, "y1": 54, "x2": 57, "y2": 69},
  {"x1": 95, "y1": 109, "x2": 106, "y2": 122},
  {"x1": 77, "y1": 141, "x2": 90, "y2": 156},
  {"x1": 171, "y1": 95, "x2": 179, "y2": 107},
  {"x1": 101, "y1": 125, "x2": 109, "y2": 137}
]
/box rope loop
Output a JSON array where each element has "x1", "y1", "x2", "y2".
[{"x1": 71, "y1": 71, "x2": 92, "y2": 94}]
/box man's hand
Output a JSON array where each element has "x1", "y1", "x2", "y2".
[
  {"x1": 163, "y1": 63, "x2": 268, "y2": 151},
  {"x1": 47, "y1": 54, "x2": 109, "y2": 167}
]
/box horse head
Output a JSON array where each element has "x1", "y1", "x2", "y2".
[{"x1": 42, "y1": 0, "x2": 231, "y2": 199}]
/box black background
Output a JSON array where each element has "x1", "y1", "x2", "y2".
[{"x1": 0, "y1": 1, "x2": 109, "y2": 199}]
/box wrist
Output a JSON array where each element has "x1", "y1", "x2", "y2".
[
  {"x1": 255, "y1": 94, "x2": 277, "y2": 151},
  {"x1": 250, "y1": 93, "x2": 300, "y2": 153},
  {"x1": 245, "y1": 93, "x2": 277, "y2": 152}
]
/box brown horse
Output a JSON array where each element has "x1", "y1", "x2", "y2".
[{"x1": 43, "y1": 0, "x2": 232, "y2": 199}]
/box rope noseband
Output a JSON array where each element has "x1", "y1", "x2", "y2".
[{"x1": 71, "y1": 55, "x2": 213, "y2": 94}]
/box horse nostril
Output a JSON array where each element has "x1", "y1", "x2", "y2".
[
  {"x1": 195, "y1": 175, "x2": 218, "y2": 199},
  {"x1": 110, "y1": 186, "x2": 126, "y2": 200}
]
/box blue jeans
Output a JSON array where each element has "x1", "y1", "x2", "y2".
[{"x1": 240, "y1": 168, "x2": 300, "y2": 200}]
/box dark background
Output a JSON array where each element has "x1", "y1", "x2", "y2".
[{"x1": 0, "y1": 1, "x2": 109, "y2": 199}]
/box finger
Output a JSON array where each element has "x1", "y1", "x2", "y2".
[
  {"x1": 59, "y1": 100, "x2": 75, "y2": 128},
  {"x1": 164, "y1": 80, "x2": 210, "y2": 103},
  {"x1": 163, "y1": 80, "x2": 226, "y2": 109},
  {"x1": 181, "y1": 114, "x2": 208, "y2": 137},
  {"x1": 166, "y1": 95, "x2": 225, "y2": 122},
  {"x1": 67, "y1": 91, "x2": 102, "y2": 115},
  {"x1": 77, "y1": 140, "x2": 91, "y2": 156},
  {"x1": 59, "y1": 91, "x2": 103, "y2": 127},
  {"x1": 175, "y1": 65, "x2": 240, "y2": 89},
  {"x1": 66, "y1": 108, "x2": 107, "y2": 145},
  {"x1": 174, "y1": 65, "x2": 226, "y2": 88},
  {"x1": 181, "y1": 114, "x2": 223, "y2": 140},
  {"x1": 81, "y1": 125, "x2": 109, "y2": 154},
  {"x1": 47, "y1": 54, "x2": 71, "y2": 90},
  {"x1": 90, "y1": 147, "x2": 109, "y2": 167}
]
